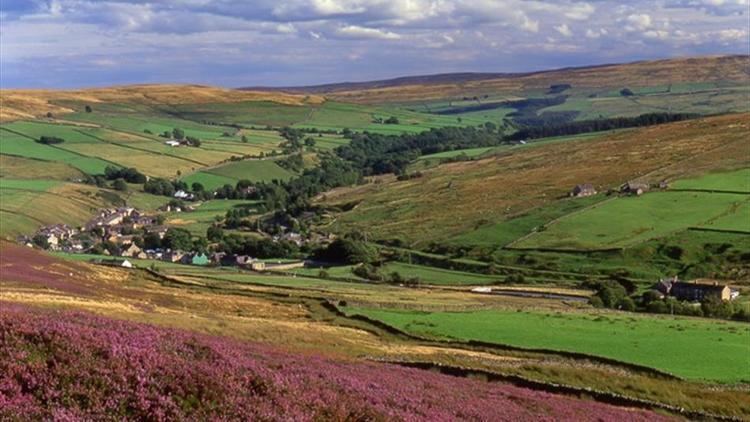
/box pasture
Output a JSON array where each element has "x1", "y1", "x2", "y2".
[
  {"x1": 670, "y1": 168, "x2": 750, "y2": 193},
  {"x1": 0, "y1": 183, "x2": 121, "y2": 236},
  {"x1": 0, "y1": 155, "x2": 84, "y2": 180},
  {"x1": 378, "y1": 262, "x2": 501, "y2": 285},
  {"x1": 207, "y1": 159, "x2": 294, "y2": 181},
  {"x1": 165, "y1": 199, "x2": 260, "y2": 236},
  {"x1": 514, "y1": 192, "x2": 749, "y2": 250},
  {"x1": 180, "y1": 171, "x2": 238, "y2": 191},
  {"x1": 346, "y1": 307, "x2": 750, "y2": 382}
]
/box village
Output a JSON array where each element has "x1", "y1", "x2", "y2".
[{"x1": 19, "y1": 206, "x2": 311, "y2": 272}]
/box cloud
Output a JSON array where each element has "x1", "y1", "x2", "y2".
[
  {"x1": 625, "y1": 13, "x2": 653, "y2": 31},
  {"x1": 1, "y1": 0, "x2": 748, "y2": 88},
  {"x1": 335, "y1": 25, "x2": 402, "y2": 40},
  {"x1": 554, "y1": 23, "x2": 573, "y2": 37}
]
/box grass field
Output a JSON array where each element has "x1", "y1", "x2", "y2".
[
  {"x1": 670, "y1": 168, "x2": 750, "y2": 193},
  {"x1": 345, "y1": 307, "x2": 750, "y2": 382},
  {"x1": 515, "y1": 192, "x2": 749, "y2": 250},
  {"x1": 207, "y1": 159, "x2": 294, "y2": 181},
  {"x1": 0, "y1": 183, "x2": 122, "y2": 237},
  {"x1": 378, "y1": 262, "x2": 501, "y2": 285},
  {"x1": 322, "y1": 114, "x2": 749, "y2": 244},
  {"x1": 0, "y1": 179, "x2": 62, "y2": 191},
  {"x1": 165, "y1": 199, "x2": 260, "y2": 236},
  {"x1": 0, "y1": 155, "x2": 84, "y2": 180},
  {"x1": 0, "y1": 127, "x2": 114, "y2": 174}
]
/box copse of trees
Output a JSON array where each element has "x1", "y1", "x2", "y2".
[
  {"x1": 36, "y1": 136, "x2": 65, "y2": 144},
  {"x1": 104, "y1": 166, "x2": 147, "y2": 184},
  {"x1": 508, "y1": 112, "x2": 699, "y2": 141}
]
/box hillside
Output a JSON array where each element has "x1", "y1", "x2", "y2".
[
  {"x1": 0, "y1": 85, "x2": 324, "y2": 122},
  {"x1": 274, "y1": 55, "x2": 750, "y2": 104},
  {"x1": 320, "y1": 113, "x2": 750, "y2": 244}
]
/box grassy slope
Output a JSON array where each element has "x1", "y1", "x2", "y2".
[
  {"x1": 515, "y1": 192, "x2": 749, "y2": 249},
  {"x1": 322, "y1": 114, "x2": 749, "y2": 245},
  {"x1": 347, "y1": 307, "x2": 750, "y2": 382}
]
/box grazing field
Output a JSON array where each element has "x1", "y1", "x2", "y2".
[
  {"x1": 165, "y1": 200, "x2": 260, "y2": 236},
  {"x1": 514, "y1": 192, "x2": 750, "y2": 250},
  {"x1": 379, "y1": 262, "x2": 501, "y2": 285},
  {"x1": 207, "y1": 159, "x2": 294, "y2": 181},
  {"x1": 346, "y1": 307, "x2": 750, "y2": 382},
  {"x1": 0, "y1": 179, "x2": 62, "y2": 192},
  {"x1": 670, "y1": 168, "x2": 750, "y2": 193},
  {"x1": 418, "y1": 146, "x2": 497, "y2": 160},
  {"x1": 180, "y1": 171, "x2": 239, "y2": 191},
  {"x1": 0, "y1": 155, "x2": 84, "y2": 180},
  {"x1": 0, "y1": 127, "x2": 113, "y2": 174},
  {"x1": 321, "y1": 114, "x2": 749, "y2": 244},
  {"x1": 0, "y1": 183, "x2": 122, "y2": 237}
]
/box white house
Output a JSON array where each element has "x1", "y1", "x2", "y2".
[{"x1": 165, "y1": 140, "x2": 181, "y2": 147}]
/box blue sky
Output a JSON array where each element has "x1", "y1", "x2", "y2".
[{"x1": 1, "y1": 0, "x2": 748, "y2": 88}]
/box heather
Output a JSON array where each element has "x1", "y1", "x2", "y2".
[{"x1": 0, "y1": 303, "x2": 676, "y2": 421}]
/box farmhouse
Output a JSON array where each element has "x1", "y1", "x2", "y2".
[
  {"x1": 656, "y1": 277, "x2": 736, "y2": 301},
  {"x1": 165, "y1": 140, "x2": 181, "y2": 147},
  {"x1": 621, "y1": 181, "x2": 650, "y2": 196},
  {"x1": 163, "y1": 250, "x2": 185, "y2": 263},
  {"x1": 570, "y1": 183, "x2": 597, "y2": 197}
]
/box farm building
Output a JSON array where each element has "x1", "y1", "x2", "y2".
[
  {"x1": 165, "y1": 140, "x2": 181, "y2": 147},
  {"x1": 570, "y1": 184, "x2": 597, "y2": 197},
  {"x1": 621, "y1": 181, "x2": 650, "y2": 196},
  {"x1": 656, "y1": 278, "x2": 735, "y2": 301}
]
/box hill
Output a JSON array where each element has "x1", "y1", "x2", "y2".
[
  {"x1": 0, "y1": 84, "x2": 324, "y2": 122},
  {"x1": 268, "y1": 55, "x2": 750, "y2": 104},
  {"x1": 320, "y1": 113, "x2": 749, "y2": 245}
]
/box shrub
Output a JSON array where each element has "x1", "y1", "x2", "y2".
[{"x1": 36, "y1": 136, "x2": 64, "y2": 144}]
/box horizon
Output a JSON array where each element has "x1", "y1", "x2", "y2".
[
  {"x1": 0, "y1": 53, "x2": 740, "y2": 91},
  {"x1": 2, "y1": 0, "x2": 748, "y2": 89}
]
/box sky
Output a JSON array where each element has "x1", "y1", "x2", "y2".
[{"x1": 1, "y1": 0, "x2": 748, "y2": 88}]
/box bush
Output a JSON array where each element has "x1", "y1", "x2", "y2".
[
  {"x1": 617, "y1": 297, "x2": 636, "y2": 312},
  {"x1": 620, "y1": 88, "x2": 634, "y2": 96},
  {"x1": 36, "y1": 136, "x2": 64, "y2": 144},
  {"x1": 113, "y1": 179, "x2": 127, "y2": 191}
]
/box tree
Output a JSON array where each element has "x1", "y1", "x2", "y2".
[
  {"x1": 191, "y1": 182, "x2": 205, "y2": 192},
  {"x1": 32, "y1": 234, "x2": 49, "y2": 249},
  {"x1": 620, "y1": 88, "x2": 635, "y2": 97},
  {"x1": 241, "y1": 135, "x2": 248, "y2": 143},
  {"x1": 163, "y1": 228, "x2": 193, "y2": 251},
  {"x1": 206, "y1": 225, "x2": 224, "y2": 242},
  {"x1": 304, "y1": 137, "x2": 316, "y2": 147},
  {"x1": 113, "y1": 179, "x2": 128, "y2": 191},
  {"x1": 85, "y1": 105, "x2": 93, "y2": 113},
  {"x1": 316, "y1": 237, "x2": 378, "y2": 264},
  {"x1": 384, "y1": 116, "x2": 400, "y2": 124},
  {"x1": 36, "y1": 136, "x2": 65, "y2": 144},
  {"x1": 172, "y1": 128, "x2": 185, "y2": 140}
]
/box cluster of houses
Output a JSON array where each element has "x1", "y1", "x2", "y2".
[
  {"x1": 654, "y1": 276, "x2": 739, "y2": 302},
  {"x1": 569, "y1": 179, "x2": 670, "y2": 198},
  {"x1": 23, "y1": 206, "x2": 311, "y2": 272}
]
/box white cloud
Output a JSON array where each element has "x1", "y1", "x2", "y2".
[
  {"x1": 554, "y1": 23, "x2": 572, "y2": 37},
  {"x1": 585, "y1": 28, "x2": 608, "y2": 38},
  {"x1": 336, "y1": 25, "x2": 402, "y2": 40},
  {"x1": 625, "y1": 13, "x2": 653, "y2": 31}
]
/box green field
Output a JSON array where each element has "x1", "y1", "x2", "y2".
[
  {"x1": 378, "y1": 262, "x2": 501, "y2": 285},
  {"x1": 346, "y1": 307, "x2": 750, "y2": 382},
  {"x1": 165, "y1": 199, "x2": 260, "y2": 236},
  {"x1": 0, "y1": 127, "x2": 113, "y2": 174},
  {"x1": 180, "y1": 172, "x2": 238, "y2": 191},
  {"x1": 671, "y1": 168, "x2": 750, "y2": 193},
  {"x1": 207, "y1": 159, "x2": 294, "y2": 181},
  {"x1": 515, "y1": 192, "x2": 749, "y2": 250},
  {"x1": 181, "y1": 159, "x2": 294, "y2": 191},
  {"x1": 452, "y1": 195, "x2": 605, "y2": 247},
  {"x1": 0, "y1": 179, "x2": 62, "y2": 191}
]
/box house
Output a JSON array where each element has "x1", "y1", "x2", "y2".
[
  {"x1": 621, "y1": 181, "x2": 650, "y2": 196},
  {"x1": 235, "y1": 255, "x2": 255, "y2": 267},
  {"x1": 174, "y1": 190, "x2": 194, "y2": 200},
  {"x1": 119, "y1": 259, "x2": 134, "y2": 268},
  {"x1": 165, "y1": 140, "x2": 181, "y2": 147},
  {"x1": 570, "y1": 183, "x2": 597, "y2": 197},
  {"x1": 250, "y1": 261, "x2": 266, "y2": 271},
  {"x1": 189, "y1": 253, "x2": 209, "y2": 266},
  {"x1": 163, "y1": 250, "x2": 185, "y2": 263},
  {"x1": 121, "y1": 243, "x2": 146, "y2": 259},
  {"x1": 145, "y1": 226, "x2": 169, "y2": 239},
  {"x1": 661, "y1": 279, "x2": 733, "y2": 302}
]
